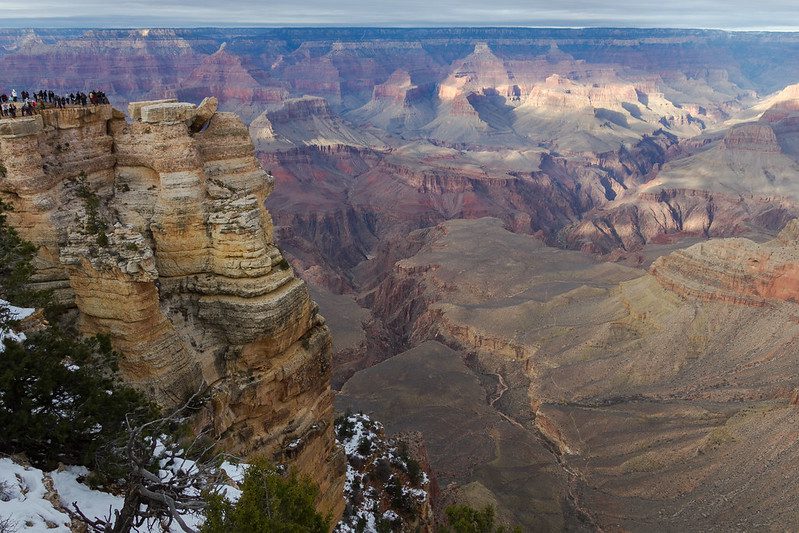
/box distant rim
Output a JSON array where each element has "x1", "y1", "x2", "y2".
[{"x1": 2, "y1": 25, "x2": 799, "y2": 33}]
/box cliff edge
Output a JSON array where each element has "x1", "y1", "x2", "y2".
[{"x1": 0, "y1": 99, "x2": 345, "y2": 518}]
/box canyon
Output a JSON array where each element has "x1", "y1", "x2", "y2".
[{"x1": 4, "y1": 26, "x2": 799, "y2": 530}]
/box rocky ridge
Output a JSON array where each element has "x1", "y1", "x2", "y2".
[
  {"x1": 651, "y1": 219, "x2": 799, "y2": 306},
  {"x1": 0, "y1": 100, "x2": 345, "y2": 518}
]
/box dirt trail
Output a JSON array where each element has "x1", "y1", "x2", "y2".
[{"x1": 488, "y1": 371, "x2": 509, "y2": 407}]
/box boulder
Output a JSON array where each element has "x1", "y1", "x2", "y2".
[
  {"x1": 139, "y1": 102, "x2": 197, "y2": 124},
  {"x1": 128, "y1": 98, "x2": 177, "y2": 121},
  {"x1": 190, "y1": 96, "x2": 218, "y2": 132}
]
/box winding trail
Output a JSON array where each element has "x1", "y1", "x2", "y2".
[
  {"x1": 488, "y1": 371, "x2": 509, "y2": 407},
  {"x1": 484, "y1": 367, "x2": 599, "y2": 527},
  {"x1": 486, "y1": 371, "x2": 527, "y2": 430}
]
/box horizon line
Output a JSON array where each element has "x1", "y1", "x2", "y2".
[{"x1": 2, "y1": 24, "x2": 799, "y2": 33}]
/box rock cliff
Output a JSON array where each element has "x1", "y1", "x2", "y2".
[
  {"x1": 651, "y1": 219, "x2": 799, "y2": 306},
  {"x1": 0, "y1": 101, "x2": 345, "y2": 518}
]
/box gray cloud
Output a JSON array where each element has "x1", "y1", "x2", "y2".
[{"x1": 0, "y1": 0, "x2": 798, "y2": 30}]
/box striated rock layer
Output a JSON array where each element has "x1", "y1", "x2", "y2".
[
  {"x1": 354, "y1": 216, "x2": 799, "y2": 530},
  {"x1": 0, "y1": 102, "x2": 345, "y2": 518},
  {"x1": 651, "y1": 219, "x2": 799, "y2": 306}
]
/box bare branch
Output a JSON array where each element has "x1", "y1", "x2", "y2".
[{"x1": 71, "y1": 383, "x2": 224, "y2": 533}]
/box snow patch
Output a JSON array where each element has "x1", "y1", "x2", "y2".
[
  {"x1": 0, "y1": 299, "x2": 33, "y2": 352},
  {"x1": 0, "y1": 458, "x2": 71, "y2": 532}
]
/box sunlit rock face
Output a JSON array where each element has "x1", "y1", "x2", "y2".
[{"x1": 0, "y1": 102, "x2": 345, "y2": 520}]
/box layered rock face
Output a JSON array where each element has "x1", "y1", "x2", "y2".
[
  {"x1": 651, "y1": 219, "x2": 799, "y2": 306},
  {"x1": 0, "y1": 102, "x2": 344, "y2": 518},
  {"x1": 563, "y1": 111, "x2": 799, "y2": 256},
  {"x1": 350, "y1": 216, "x2": 799, "y2": 530},
  {"x1": 7, "y1": 28, "x2": 798, "y2": 273},
  {"x1": 723, "y1": 121, "x2": 781, "y2": 152}
]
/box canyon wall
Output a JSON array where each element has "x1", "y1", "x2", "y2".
[
  {"x1": 0, "y1": 102, "x2": 345, "y2": 518},
  {"x1": 347, "y1": 215, "x2": 799, "y2": 530},
  {"x1": 5, "y1": 28, "x2": 799, "y2": 276}
]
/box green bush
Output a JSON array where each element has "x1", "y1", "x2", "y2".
[
  {"x1": 357, "y1": 436, "x2": 372, "y2": 456},
  {"x1": 334, "y1": 413, "x2": 356, "y2": 440},
  {"x1": 74, "y1": 173, "x2": 108, "y2": 247},
  {"x1": 0, "y1": 330, "x2": 156, "y2": 470},
  {"x1": 444, "y1": 504, "x2": 520, "y2": 533},
  {"x1": 406, "y1": 457, "x2": 422, "y2": 485},
  {"x1": 0, "y1": 200, "x2": 48, "y2": 310},
  {"x1": 202, "y1": 458, "x2": 330, "y2": 533}
]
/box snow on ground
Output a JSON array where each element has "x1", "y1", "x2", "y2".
[
  {"x1": 0, "y1": 300, "x2": 35, "y2": 321},
  {"x1": 0, "y1": 448, "x2": 249, "y2": 532},
  {"x1": 334, "y1": 413, "x2": 430, "y2": 533},
  {"x1": 0, "y1": 458, "x2": 72, "y2": 532},
  {"x1": 50, "y1": 465, "x2": 123, "y2": 527},
  {"x1": 0, "y1": 299, "x2": 34, "y2": 351}
]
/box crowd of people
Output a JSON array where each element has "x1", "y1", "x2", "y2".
[{"x1": 0, "y1": 89, "x2": 110, "y2": 118}]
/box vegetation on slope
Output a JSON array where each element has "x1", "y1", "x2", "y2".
[{"x1": 0, "y1": 199, "x2": 153, "y2": 470}]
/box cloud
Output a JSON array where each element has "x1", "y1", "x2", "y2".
[{"x1": 0, "y1": 0, "x2": 797, "y2": 30}]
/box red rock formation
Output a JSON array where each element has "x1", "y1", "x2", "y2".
[
  {"x1": 372, "y1": 70, "x2": 414, "y2": 104},
  {"x1": 723, "y1": 122, "x2": 781, "y2": 152},
  {"x1": 177, "y1": 47, "x2": 287, "y2": 120},
  {"x1": 651, "y1": 220, "x2": 799, "y2": 306}
]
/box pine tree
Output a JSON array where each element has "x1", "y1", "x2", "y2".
[
  {"x1": 0, "y1": 199, "x2": 156, "y2": 470},
  {"x1": 202, "y1": 458, "x2": 329, "y2": 533},
  {"x1": 0, "y1": 199, "x2": 48, "y2": 311}
]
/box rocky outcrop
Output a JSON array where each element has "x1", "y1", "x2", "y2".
[
  {"x1": 349, "y1": 70, "x2": 436, "y2": 132},
  {"x1": 265, "y1": 95, "x2": 333, "y2": 123},
  {"x1": 176, "y1": 48, "x2": 287, "y2": 122},
  {"x1": 253, "y1": 97, "x2": 386, "y2": 151},
  {"x1": 0, "y1": 102, "x2": 345, "y2": 519},
  {"x1": 651, "y1": 219, "x2": 799, "y2": 306},
  {"x1": 438, "y1": 43, "x2": 514, "y2": 102},
  {"x1": 723, "y1": 122, "x2": 781, "y2": 152}
]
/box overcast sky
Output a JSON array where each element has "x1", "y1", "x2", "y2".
[{"x1": 1, "y1": 0, "x2": 798, "y2": 30}]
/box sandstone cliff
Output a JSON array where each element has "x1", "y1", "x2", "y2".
[
  {"x1": 651, "y1": 219, "x2": 799, "y2": 306},
  {"x1": 0, "y1": 101, "x2": 345, "y2": 518}
]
